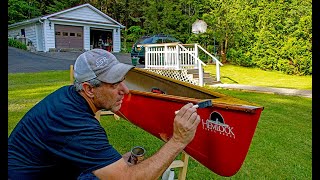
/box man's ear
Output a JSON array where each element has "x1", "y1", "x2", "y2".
[{"x1": 82, "y1": 83, "x2": 94, "y2": 98}]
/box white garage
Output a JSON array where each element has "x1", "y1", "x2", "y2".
[{"x1": 8, "y1": 3, "x2": 125, "y2": 52}]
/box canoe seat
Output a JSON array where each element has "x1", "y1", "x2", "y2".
[{"x1": 69, "y1": 65, "x2": 120, "y2": 121}]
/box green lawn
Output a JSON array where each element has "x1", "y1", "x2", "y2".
[
  {"x1": 204, "y1": 64, "x2": 312, "y2": 90},
  {"x1": 8, "y1": 69, "x2": 312, "y2": 179}
]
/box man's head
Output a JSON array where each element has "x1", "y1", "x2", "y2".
[
  {"x1": 73, "y1": 49, "x2": 134, "y2": 112},
  {"x1": 74, "y1": 49, "x2": 134, "y2": 84}
]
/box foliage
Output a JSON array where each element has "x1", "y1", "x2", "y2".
[
  {"x1": 45, "y1": 0, "x2": 81, "y2": 14},
  {"x1": 226, "y1": 48, "x2": 254, "y2": 67},
  {"x1": 8, "y1": 0, "x2": 42, "y2": 24},
  {"x1": 201, "y1": 0, "x2": 312, "y2": 75},
  {"x1": 126, "y1": 26, "x2": 146, "y2": 42},
  {"x1": 8, "y1": 0, "x2": 312, "y2": 75},
  {"x1": 8, "y1": 38, "x2": 27, "y2": 50},
  {"x1": 120, "y1": 41, "x2": 133, "y2": 53}
]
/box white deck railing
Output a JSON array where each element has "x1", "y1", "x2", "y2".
[{"x1": 144, "y1": 43, "x2": 223, "y2": 86}]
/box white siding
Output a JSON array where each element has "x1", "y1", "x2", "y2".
[
  {"x1": 83, "y1": 26, "x2": 90, "y2": 51},
  {"x1": 8, "y1": 24, "x2": 37, "y2": 44},
  {"x1": 8, "y1": 24, "x2": 44, "y2": 51},
  {"x1": 25, "y1": 24, "x2": 37, "y2": 47},
  {"x1": 113, "y1": 29, "x2": 121, "y2": 52},
  {"x1": 52, "y1": 21, "x2": 84, "y2": 27},
  {"x1": 8, "y1": 28, "x2": 20, "y2": 38},
  {"x1": 36, "y1": 23, "x2": 44, "y2": 51},
  {"x1": 55, "y1": 6, "x2": 113, "y2": 24},
  {"x1": 43, "y1": 20, "x2": 55, "y2": 52}
]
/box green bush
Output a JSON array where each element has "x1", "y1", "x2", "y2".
[
  {"x1": 227, "y1": 48, "x2": 254, "y2": 67},
  {"x1": 8, "y1": 38, "x2": 27, "y2": 50},
  {"x1": 121, "y1": 41, "x2": 134, "y2": 53}
]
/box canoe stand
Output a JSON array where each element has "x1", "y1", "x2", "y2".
[{"x1": 70, "y1": 65, "x2": 189, "y2": 180}]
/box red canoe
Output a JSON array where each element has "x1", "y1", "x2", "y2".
[{"x1": 115, "y1": 68, "x2": 264, "y2": 177}]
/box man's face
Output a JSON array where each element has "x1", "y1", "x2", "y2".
[{"x1": 93, "y1": 79, "x2": 129, "y2": 112}]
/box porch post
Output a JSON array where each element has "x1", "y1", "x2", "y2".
[
  {"x1": 176, "y1": 44, "x2": 180, "y2": 70},
  {"x1": 145, "y1": 46, "x2": 149, "y2": 69},
  {"x1": 216, "y1": 63, "x2": 220, "y2": 82},
  {"x1": 195, "y1": 44, "x2": 203, "y2": 86},
  {"x1": 164, "y1": 45, "x2": 168, "y2": 67}
]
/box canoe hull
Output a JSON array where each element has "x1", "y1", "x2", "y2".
[{"x1": 116, "y1": 90, "x2": 263, "y2": 177}]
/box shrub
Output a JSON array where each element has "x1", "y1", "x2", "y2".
[
  {"x1": 8, "y1": 38, "x2": 27, "y2": 50},
  {"x1": 227, "y1": 48, "x2": 254, "y2": 67}
]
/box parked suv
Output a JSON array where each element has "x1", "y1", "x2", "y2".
[{"x1": 130, "y1": 34, "x2": 181, "y2": 64}]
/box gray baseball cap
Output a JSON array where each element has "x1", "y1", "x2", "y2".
[{"x1": 74, "y1": 49, "x2": 134, "y2": 83}]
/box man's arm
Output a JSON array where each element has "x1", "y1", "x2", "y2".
[{"x1": 93, "y1": 103, "x2": 200, "y2": 180}]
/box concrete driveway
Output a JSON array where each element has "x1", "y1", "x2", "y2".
[
  {"x1": 8, "y1": 47, "x2": 142, "y2": 73},
  {"x1": 8, "y1": 47, "x2": 76, "y2": 73}
]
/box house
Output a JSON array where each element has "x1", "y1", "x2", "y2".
[{"x1": 8, "y1": 3, "x2": 125, "y2": 52}]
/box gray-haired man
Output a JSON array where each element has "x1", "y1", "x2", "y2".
[{"x1": 8, "y1": 49, "x2": 200, "y2": 179}]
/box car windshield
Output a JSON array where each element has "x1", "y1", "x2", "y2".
[
  {"x1": 164, "y1": 37, "x2": 180, "y2": 43},
  {"x1": 141, "y1": 37, "x2": 153, "y2": 44},
  {"x1": 136, "y1": 35, "x2": 180, "y2": 45},
  {"x1": 136, "y1": 36, "x2": 150, "y2": 44}
]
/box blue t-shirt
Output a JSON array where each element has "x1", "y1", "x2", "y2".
[{"x1": 8, "y1": 85, "x2": 122, "y2": 180}]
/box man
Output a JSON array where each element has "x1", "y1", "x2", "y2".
[{"x1": 8, "y1": 49, "x2": 200, "y2": 179}]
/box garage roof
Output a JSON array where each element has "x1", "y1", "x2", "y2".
[{"x1": 8, "y1": 3, "x2": 125, "y2": 29}]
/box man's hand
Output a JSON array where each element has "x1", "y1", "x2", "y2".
[
  {"x1": 171, "y1": 103, "x2": 201, "y2": 148},
  {"x1": 93, "y1": 103, "x2": 200, "y2": 180}
]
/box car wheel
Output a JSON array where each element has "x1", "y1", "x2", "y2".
[{"x1": 139, "y1": 58, "x2": 145, "y2": 64}]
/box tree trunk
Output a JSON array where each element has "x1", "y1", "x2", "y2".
[
  {"x1": 220, "y1": 33, "x2": 228, "y2": 63},
  {"x1": 223, "y1": 35, "x2": 228, "y2": 63},
  {"x1": 220, "y1": 41, "x2": 226, "y2": 63}
]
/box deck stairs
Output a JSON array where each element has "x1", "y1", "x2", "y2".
[
  {"x1": 143, "y1": 43, "x2": 223, "y2": 86},
  {"x1": 186, "y1": 69, "x2": 221, "y2": 85}
]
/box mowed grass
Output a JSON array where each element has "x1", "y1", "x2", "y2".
[
  {"x1": 8, "y1": 70, "x2": 70, "y2": 134},
  {"x1": 204, "y1": 64, "x2": 312, "y2": 90},
  {"x1": 8, "y1": 69, "x2": 312, "y2": 179}
]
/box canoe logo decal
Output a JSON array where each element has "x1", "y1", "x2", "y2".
[{"x1": 201, "y1": 111, "x2": 235, "y2": 139}]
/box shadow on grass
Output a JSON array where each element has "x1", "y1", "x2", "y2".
[
  {"x1": 206, "y1": 73, "x2": 239, "y2": 84},
  {"x1": 220, "y1": 76, "x2": 239, "y2": 84}
]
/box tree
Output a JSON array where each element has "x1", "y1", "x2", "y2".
[
  {"x1": 45, "y1": 0, "x2": 81, "y2": 14},
  {"x1": 8, "y1": 0, "x2": 42, "y2": 24},
  {"x1": 202, "y1": 0, "x2": 240, "y2": 63},
  {"x1": 8, "y1": 0, "x2": 311, "y2": 75}
]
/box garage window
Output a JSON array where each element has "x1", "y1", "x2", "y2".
[
  {"x1": 77, "y1": 33, "x2": 82, "y2": 37},
  {"x1": 70, "y1": 33, "x2": 75, "y2": 36},
  {"x1": 55, "y1": 32, "x2": 61, "y2": 36},
  {"x1": 63, "y1": 32, "x2": 68, "y2": 36}
]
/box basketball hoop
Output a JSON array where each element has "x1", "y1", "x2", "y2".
[{"x1": 192, "y1": 19, "x2": 207, "y2": 34}]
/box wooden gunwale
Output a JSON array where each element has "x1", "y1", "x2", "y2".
[
  {"x1": 126, "y1": 69, "x2": 263, "y2": 113},
  {"x1": 129, "y1": 90, "x2": 262, "y2": 114}
]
